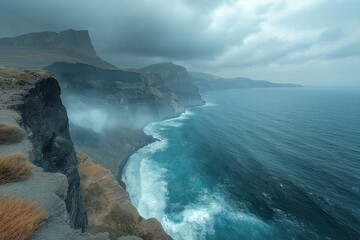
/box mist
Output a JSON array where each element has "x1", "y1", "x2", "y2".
[
  {"x1": 63, "y1": 95, "x2": 160, "y2": 135},
  {"x1": 67, "y1": 102, "x2": 115, "y2": 133}
]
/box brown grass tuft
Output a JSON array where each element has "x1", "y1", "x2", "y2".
[
  {"x1": 0, "y1": 123, "x2": 26, "y2": 144},
  {"x1": 0, "y1": 196, "x2": 46, "y2": 240},
  {"x1": 0, "y1": 152, "x2": 32, "y2": 184}
]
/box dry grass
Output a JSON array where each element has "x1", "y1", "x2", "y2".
[
  {"x1": 0, "y1": 66, "x2": 52, "y2": 83},
  {"x1": 0, "y1": 196, "x2": 46, "y2": 240},
  {"x1": 0, "y1": 123, "x2": 26, "y2": 144},
  {"x1": 0, "y1": 152, "x2": 32, "y2": 184}
]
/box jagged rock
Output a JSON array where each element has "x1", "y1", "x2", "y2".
[
  {"x1": 77, "y1": 150, "x2": 170, "y2": 240},
  {"x1": 0, "y1": 66, "x2": 87, "y2": 230}
]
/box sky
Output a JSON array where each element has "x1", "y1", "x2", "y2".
[{"x1": 0, "y1": 0, "x2": 359, "y2": 85}]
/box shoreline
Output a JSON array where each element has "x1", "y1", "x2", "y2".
[
  {"x1": 116, "y1": 134, "x2": 156, "y2": 189},
  {"x1": 118, "y1": 102, "x2": 206, "y2": 189}
]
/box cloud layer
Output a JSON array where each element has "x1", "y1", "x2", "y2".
[{"x1": 0, "y1": 0, "x2": 359, "y2": 85}]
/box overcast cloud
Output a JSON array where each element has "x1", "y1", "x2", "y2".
[{"x1": 0, "y1": 0, "x2": 359, "y2": 85}]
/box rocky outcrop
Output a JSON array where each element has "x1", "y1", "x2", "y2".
[
  {"x1": 140, "y1": 62, "x2": 205, "y2": 114},
  {"x1": 0, "y1": 29, "x2": 116, "y2": 70},
  {"x1": 188, "y1": 71, "x2": 302, "y2": 92},
  {"x1": 77, "y1": 150, "x2": 171, "y2": 240},
  {"x1": 45, "y1": 62, "x2": 204, "y2": 121},
  {"x1": 0, "y1": 66, "x2": 87, "y2": 230}
]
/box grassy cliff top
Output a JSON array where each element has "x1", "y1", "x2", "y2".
[{"x1": 0, "y1": 66, "x2": 52, "y2": 84}]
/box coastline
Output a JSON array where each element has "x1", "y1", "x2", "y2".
[
  {"x1": 116, "y1": 100, "x2": 207, "y2": 180},
  {"x1": 117, "y1": 102, "x2": 206, "y2": 185},
  {"x1": 116, "y1": 134, "x2": 156, "y2": 189}
]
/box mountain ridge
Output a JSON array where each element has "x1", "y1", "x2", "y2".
[
  {"x1": 0, "y1": 29, "x2": 116, "y2": 69},
  {"x1": 188, "y1": 71, "x2": 302, "y2": 91}
]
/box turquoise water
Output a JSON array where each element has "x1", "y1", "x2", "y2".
[{"x1": 123, "y1": 87, "x2": 360, "y2": 240}]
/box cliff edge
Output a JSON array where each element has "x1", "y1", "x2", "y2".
[{"x1": 0, "y1": 66, "x2": 88, "y2": 230}]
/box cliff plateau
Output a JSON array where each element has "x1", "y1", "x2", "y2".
[{"x1": 0, "y1": 29, "x2": 116, "y2": 69}]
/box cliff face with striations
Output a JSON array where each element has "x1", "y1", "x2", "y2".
[
  {"x1": 44, "y1": 62, "x2": 204, "y2": 177},
  {"x1": 0, "y1": 66, "x2": 88, "y2": 230},
  {"x1": 45, "y1": 62, "x2": 204, "y2": 121}
]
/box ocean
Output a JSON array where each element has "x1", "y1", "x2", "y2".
[{"x1": 123, "y1": 87, "x2": 360, "y2": 240}]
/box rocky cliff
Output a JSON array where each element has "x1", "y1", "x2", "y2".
[
  {"x1": 45, "y1": 62, "x2": 204, "y2": 121},
  {"x1": 44, "y1": 62, "x2": 204, "y2": 177},
  {"x1": 189, "y1": 72, "x2": 302, "y2": 92},
  {"x1": 0, "y1": 29, "x2": 116, "y2": 69},
  {"x1": 0, "y1": 66, "x2": 87, "y2": 230}
]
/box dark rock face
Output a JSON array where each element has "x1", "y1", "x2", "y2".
[
  {"x1": 0, "y1": 67, "x2": 88, "y2": 230},
  {"x1": 45, "y1": 62, "x2": 204, "y2": 121},
  {"x1": 44, "y1": 62, "x2": 204, "y2": 177}
]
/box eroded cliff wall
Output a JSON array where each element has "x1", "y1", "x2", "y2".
[
  {"x1": 0, "y1": 66, "x2": 87, "y2": 230},
  {"x1": 45, "y1": 62, "x2": 204, "y2": 121},
  {"x1": 44, "y1": 62, "x2": 204, "y2": 176}
]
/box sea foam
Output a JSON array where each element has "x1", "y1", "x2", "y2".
[{"x1": 123, "y1": 107, "x2": 271, "y2": 240}]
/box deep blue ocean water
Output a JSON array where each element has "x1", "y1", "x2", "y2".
[{"x1": 123, "y1": 87, "x2": 360, "y2": 240}]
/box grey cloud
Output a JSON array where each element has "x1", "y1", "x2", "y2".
[
  {"x1": 319, "y1": 28, "x2": 343, "y2": 42},
  {"x1": 327, "y1": 42, "x2": 360, "y2": 59},
  {"x1": 279, "y1": 0, "x2": 360, "y2": 30},
  {"x1": 0, "y1": 0, "x2": 260, "y2": 62},
  {"x1": 0, "y1": 0, "x2": 359, "y2": 85}
]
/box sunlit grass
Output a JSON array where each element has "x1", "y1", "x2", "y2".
[
  {"x1": 0, "y1": 152, "x2": 32, "y2": 184},
  {"x1": 0, "y1": 123, "x2": 26, "y2": 144},
  {"x1": 0, "y1": 196, "x2": 45, "y2": 240}
]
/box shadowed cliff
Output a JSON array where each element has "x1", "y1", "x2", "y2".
[
  {"x1": 44, "y1": 62, "x2": 204, "y2": 178},
  {"x1": 45, "y1": 62, "x2": 204, "y2": 122},
  {"x1": 0, "y1": 66, "x2": 88, "y2": 230}
]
